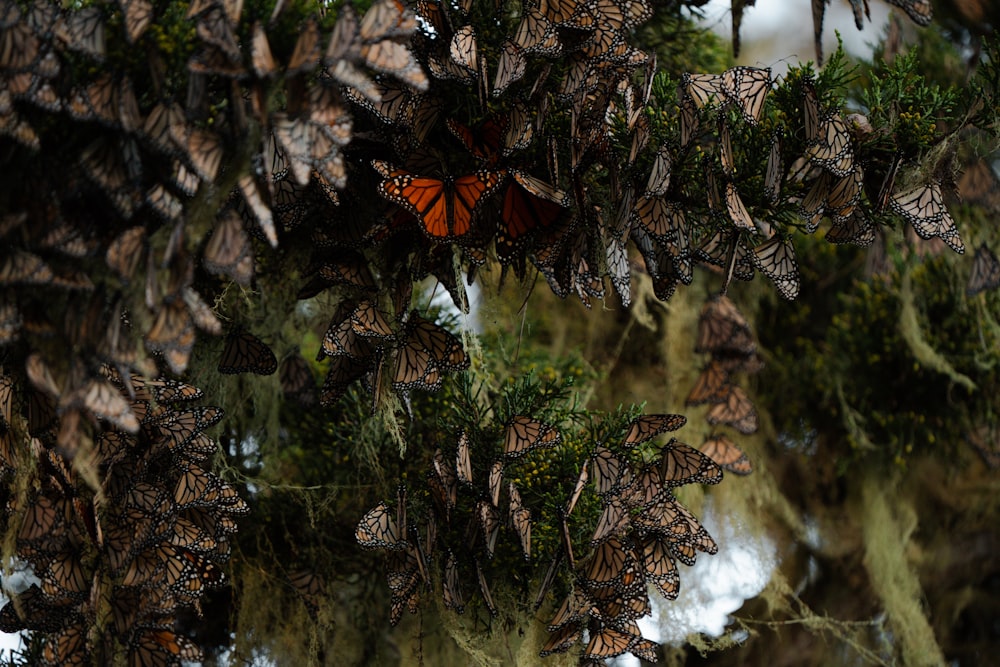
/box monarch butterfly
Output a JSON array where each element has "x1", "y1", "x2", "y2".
[
  {"x1": 725, "y1": 181, "x2": 756, "y2": 231},
  {"x1": 42, "y1": 622, "x2": 88, "y2": 667},
  {"x1": 659, "y1": 438, "x2": 723, "y2": 486},
  {"x1": 623, "y1": 413, "x2": 687, "y2": 445},
  {"x1": 509, "y1": 482, "x2": 532, "y2": 559},
  {"x1": 129, "y1": 628, "x2": 203, "y2": 667},
  {"x1": 583, "y1": 537, "x2": 630, "y2": 587},
  {"x1": 686, "y1": 360, "x2": 731, "y2": 406},
  {"x1": 722, "y1": 66, "x2": 771, "y2": 125},
  {"x1": 503, "y1": 416, "x2": 561, "y2": 460},
  {"x1": 752, "y1": 235, "x2": 800, "y2": 300},
  {"x1": 497, "y1": 170, "x2": 567, "y2": 263},
  {"x1": 359, "y1": 0, "x2": 418, "y2": 41},
  {"x1": 40, "y1": 552, "x2": 89, "y2": 604},
  {"x1": 431, "y1": 448, "x2": 458, "y2": 510},
  {"x1": 706, "y1": 385, "x2": 759, "y2": 434},
  {"x1": 493, "y1": 40, "x2": 526, "y2": 95},
  {"x1": 0, "y1": 250, "x2": 52, "y2": 285},
  {"x1": 700, "y1": 434, "x2": 753, "y2": 475},
  {"x1": 590, "y1": 446, "x2": 630, "y2": 498},
  {"x1": 447, "y1": 116, "x2": 505, "y2": 163},
  {"x1": 886, "y1": 0, "x2": 932, "y2": 25},
  {"x1": 68, "y1": 377, "x2": 138, "y2": 434},
  {"x1": 807, "y1": 113, "x2": 854, "y2": 177},
  {"x1": 967, "y1": 244, "x2": 1000, "y2": 296},
  {"x1": 478, "y1": 499, "x2": 501, "y2": 558},
  {"x1": 565, "y1": 463, "x2": 590, "y2": 516},
  {"x1": 546, "y1": 589, "x2": 594, "y2": 632},
  {"x1": 633, "y1": 194, "x2": 684, "y2": 245},
  {"x1": 373, "y1": 160, "x2": 505, "y2": 239},
  {"x1": 826, "y1": 208, "x2": 876, "y2": 247},
  {"x1": 319, "y1": 354, "x2": 374, "y2": 406},
  {"x1": 513, "y1": 8, "x2": 561, "y2": 56},
  {"x1": 640, "y1": 534, "x2": 679, "y2": 595},
  {"x1": 539, "y1": 621, "x2": 583, "y2": 656},
  {"x1": 357, "y1": 501, "x2": 406, "y2": 550},
  {"x1": 890, "y1": 182, "x2": 965, "y2": 254},
  {"x1": 683, "y1": 72, "x2": 726, "y2": 110},
  {"x1": 392, "y1": 315, "x2": 467, "y2": 392},
  {"x1": 237, "y1": 175, "x2": 278, "y2": 248},
  {"x1": 644, "y1": 143, "x2": 672, "y2": 196},
  {"x1": 449, "y1": 24, "x2": 478, "y2": 73},
  {"x1": 695, "y1": 295, "x2": 757, "y2": 355},
  {"x1": 280, "y1": 354, "x2": 317, "y2": 406},
  {"x1": 485, "y1": 458, "x2": 503, "y2": 507},
  {"x1": 218, "y1": 330, "x2": 277, "y2": 375},
  {"x1": 583, "y1": 623, "x2": 636, "y2": 660},
  {"x1": 119, "y1": 0, "x2": 153, "y2": 42},
  {"x1": 456, "y1": 431, "x2": 473, "y2": 485},
  {"x1": 204, "y1": 210, "x2": 254, "y2": 287},
  {"x1": 54, "y1": 6, "x2": 106, "y2": 59},
  {"x1": 287, "y1": 17, "x2": 321, "y2": 73},
  {"x1": 475, "y1": 560, "x2": 498, "y2": 617},
  {"x1": 590, "y1": 497, "x2": 630, "y2": 545},
  {"x1": 440, "y1": 550, "x2": 466, "y2": 613}
]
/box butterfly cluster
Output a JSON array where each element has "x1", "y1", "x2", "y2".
[
  {"x1": 316, "y1": 303, "x2": 469, "y2": 406},
  {"x1": 0, "y1": 367, "x2": 242, "y2": 666},
  {"x1": 537, "y1": 414, "x2": 723, "y2": 664},
  {"x1": 356, "y1": 416, "x2": 560, "y2": 624},
  {"x1": 686, "y1": 294, "x2": 761, "y2": 474}
]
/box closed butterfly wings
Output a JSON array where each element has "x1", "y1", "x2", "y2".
[{"x1": 890, "y1": 182, "x2": 965, "y2": 254}]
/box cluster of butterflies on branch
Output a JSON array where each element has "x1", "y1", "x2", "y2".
[
  {"x1": 354, "y1": 411, "x2": 733, "y2": 664},
  {"x1": 0, "y1": 366, "x2": 243, "y2": 666},
  {"x1": 685, "y1": 294, "x2": 761, "y2": 475}
]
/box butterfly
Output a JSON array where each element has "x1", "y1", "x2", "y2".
[
  {"x1": 373, "y1": 160, "x2": 505, "y2": 239},
  {"x1": 700, "y1": 434, "x2": 753, "y2": 475},
  {"x1": 705, "y1": 385, "x2": 759, "y2": 434},
  {"x1": 752, "y1": 236, "x2": 800, "y2": 300},
  {"x1": 590, "y1": 497, "x2": 630, "y2": 545},
  {"x1": 478, "y1": 499, "x2": 501, "y2": 558},
  {"x1": 640, "y1": 534, "x2": 679, "y2": 598},
  {"x1": 807, "y1": 113, "x2": 855, "y2": 178},
  {"x1": 539, "y1": 621, "x2": 584, "y2": 657},
  {"x1": 456, "y1": 431, "x2": 473, "y2": 485},
  {"x1": 659, "y1": 438, "x2": 723, "y2": 486},
  {"x1": 683, "y1": 72, "x2": 726, "y2": 110},
  {"x1": 764, "y1": 130, "x2": 783, "y2": 203},
  {"x1": 886, "y1": 0, "x2": 932, "y2": 25},
  {"x1": 583, "y1": 623, "x2": 637, "y2": 660},
  {"x1": 695, "y1": 295, "x2": 756, "y2": 355},
  {"x1": 280, "y1": 354, "x2": 317, "y2": 406},
  {"x1": 503, "y1": 416, "x2": 560, "y2": 459},
  {"x1": 508, "y1": 482, "x2": 531, "y2": 559},
  {"x1": 488, "y1": 459, "x2": 504, "y2": 507},
  {"x1": 475, "y1": 560, "x2": 498, "y2": 616},
  {"x1": 204, "y1": 210, "x2": 254, "y2": 286},
  {"x1": 623, "y1": 414, "x2": 687, "y2": 446},
  {"x1": 890, "y1": 182, "x2": 965, "y2": 254},
  {"x1": 43, "y1": 623, "x2": 89, "y2": 666},
  {"x1": 392, "y1": 312, "x2": 468, "y2": 392},
  {"x1": 722, "y1": 66, "x2": 770, "y2": 125},
  {"x1": 492, "y1": 40, "x2": 527, "y2": 95},
  {"x1": 218, "y1": 330, "x2": 277, "y2": 375},
  {"x1": 686, "y1": 360, "x2": 731, "y2": 406},
  {"x1": 967, "y1": 244, "x2": 1000, "y2": 296},
  {"x1": 826, "y1": 208, "x2": 876, "y2": 247},
  {"x1": 497, "y1": 170, "x2": 568, "y2": 263},
  {"x1": 129, "y1": 628, "x2": 203, "y2": 667},
  {"x1": 356, "y1": 501, "x2": 407, "y2": 550},
  {"x1": 443, "y1": 550, "x2": 465, "y2": 613}
]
